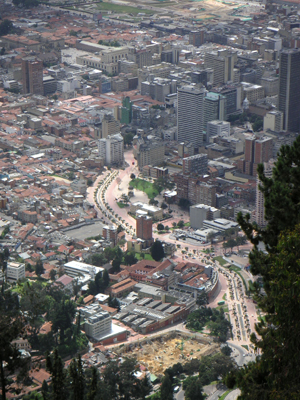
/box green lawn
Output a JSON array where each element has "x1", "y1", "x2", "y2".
[
  {"x1": 97, "y1": 2, "x2": 153, "y2": 15},
  {"x1": 242, "y1": 344, "x2": 249, "y2": 350},
  {"x1": 117, "y1": 202, "x2": 129, "y2": 209},
  {"x1": 213, "y1": 256, "x2": 227, "y2": 265},
  {"x1": 135, "y1": 253, "x2": 154, "y2": 261},
  {"x1": 129, "y1": 178, "x2": 160, "y2": 199}
]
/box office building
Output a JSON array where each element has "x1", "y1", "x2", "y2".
[
  {"x1": 136, "y1": 140, "x2": 165, "y2": 169},
  {"x1": 242, "y1": 136, "x2": 273, "y2": 176},
  {"x1": 207, "y1": 120, "x2": 230, "y2": 139},
  {"x1": 278, "y1": 49, "x2": 300, "y2": 132},
  {"x1": 177, "y1": 86, "x2": 205, "y2": 148},
  {"x1": 189, "y1": 30, "x2": 205, "y2": 47},
  {"x1": 98, "y1": 133, "x2": 124, "y2": 166},
  {"x1": 95, "y1": 114, "x2": 120, "y2": 139},
  {"x1": 6, "y1": 262, "x2": 25, "y2": 282},
  {"x1": 204, "y1": 92, "x2": 226, "y2": 130},
  {"x1": 103, "y1": 225, "x2": 118, "y2": 246},
  {"x1": 263, "y1": 111, "x2": 284, "y2": 133},
  {"x1": 256, "y1": 161, "x2": 273, "y2": 227},
  {"x1": 22, "y1": 57, "x2": 43, "y2": 95},
  {"x1": 190, "y1": 204, "x2": 220, "y2": 229},
  {"x1": 136, "y1": 215, "x2": 153, "y2": 242},
  {"x1": 183, "y1": 154, "x2": 208, "y2": 175},
  {"x1": 204, "y1": 49, "x2": 235, "y2": 85}
]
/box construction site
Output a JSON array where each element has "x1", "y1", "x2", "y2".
[{"x1": 114, "y1": 331, "x2": 220, "y2": 376}]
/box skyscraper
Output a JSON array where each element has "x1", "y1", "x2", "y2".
[
  {"x1": 244, "y1": 136, "x2": 273, "y2": 176},
  {"x1": 278, "y1": 49, "x2": 300, "y2": 132},
  {"x1": 22, "y1": 57, "x2": 43, "y2": 95},
  {"x1": 256, "y1": 161, "x2": 274, "y2": 227},
  {"x1": 177, "y1": 86, "x2": 205, "y2": 148}
]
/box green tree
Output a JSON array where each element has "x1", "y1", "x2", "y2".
[
  {"x1": 86, "y1": 367, "x2": 98, "y2": 400},
  {"x1": 150, "y1": 240, "x2": 165, "y2": 261},
  {"x1": 35, "y1": 259, "x2": 44, "y2": 277},
  {"x1": 160, "y1": 374, "x2": 174, "y2": 400},
  {"x1": 41, "y1": 380, "x2": 49, "y2": 400},
  {"x1": 46, "y1": 348, "x2": 66, "y2": 400},
  {"x1": 0, "y1": 20, "x2": 13, "y2": 36},
  {"x1": 20, "y1": 281, "x2": 48, "y2": 339},
  {"x1": 157, "y1": 223, "x2": 164, "y2": 231},
  {"x1": 232, "y1": 136, "x2": 300, "y2": 399},
  {"x1": 68, "y1": 355, "x2": 85, "y2": 400},
  {"x1": 124, "y1": 251, "x2": 137, "y2": 266},
  {"x1": 178, "y1": 198, "x2": 191, "y2": 210},
  {"x1": 0, "y1": 291, "x2": 24, "y2": 400},
  {"x1": 185, "y1": 378, "x2": 204, "y2": 400},
  {"x1": 50, "y1": 269, "x2": 56, "y2": 281},
  {"x1": 177, "y1": 220, "x2": 185, "y2": 229},
  {"x1": 124, "y1": 132, "x2": 134, "y2": 146},
  {"x1": 51, "y1": 299, "x2": 76, "y2": 344},
  {"x1": 130, "y1": 173, "x2": 136, "y2": 179}
]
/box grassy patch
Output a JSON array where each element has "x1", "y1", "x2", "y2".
[
  {"x1": 215, "y1": 305, "x2": 229, "y2": 313},
  {"x1": 97, "y1": 2, "x2": 153, "y2": 15},
  {"x1": 117, "y1": 202, "x2": 129, "y2": 208},
  {"x1": 222, "y1": 293, "x2": 227, "y2": 300},
  {"x1": 213, "y1": 256, "x2": 227, "y2": 265},
  {"x1": 129, "y1": 178, "x2": 159, "y2": 199},
  {"x1": 135, "y1": 253, "x2": 154, "y2": 261},
  {"x1": 242, "y1": 344, "x2": 249, "y2": 350},
  {"x1": 219, "y1": 390, "x2": 232, "y2": 400}
]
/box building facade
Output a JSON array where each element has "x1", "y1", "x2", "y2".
[
  {"x1": 177, "y1": 86, "x2": 205, "y2": 148},
  {"x1": 22, "y1": 57, "x2": 43, "y2": 95},
  {"x1": 278, "y1": 49, "x2": 300, "y2": 132}
]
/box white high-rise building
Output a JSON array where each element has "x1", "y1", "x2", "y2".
[
  {"x1": 98, "y1": 133, "x2": 124, "y2": 166},
  {"x1": 256, "y1": 161, "x2": 274, "y2": 227},
  {"x1": 177, "y1": 85, "x2": 205, "y2": 148}
]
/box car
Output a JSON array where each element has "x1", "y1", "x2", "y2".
[
  {"x1": 173, "y1": 386, "x2": 180, "y2": 393},
  {"x1": 243, "y1": 354, "x2": 246, "y2": 357}
]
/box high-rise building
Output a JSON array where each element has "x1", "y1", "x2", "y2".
[
  {"x1": 278, "y1": 49, "x2": 300, "y2": 132},
  {"x1": 22, "y1": 57, "x2": 43, "y2": 95},
  {"x1": 102, "y1": 225, "x2": 118, "y2": 246},
  {"x1": 204, "y1": 92, "x2": 226, "y2": 130},
  {"x1": 177, "y1": 86, "x2": 205, "y2": 148},
  {"x1": 98, "y1": 133, "x2": 124, "y2": 166},
  {"x1": 256, "y1": 161, "x2": 274, "y2": 227},
  {"x1": 189, "y1": 30, "x2": 205, "y2": 47},
  {"x1": 136, "y1": 215, "x2": 153, "y2": 243},
  {"x1": 204, "y1": 49, "x2": 235, "y2": 85},
  {"x1": 243, "y1": 136, "x2": 273, "y2": 176}
]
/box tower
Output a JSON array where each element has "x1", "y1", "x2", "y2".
[
  {"x1": 256, "y1": 161, "x2": 274, "y2": 227},
  {"x1": 136, "y1": 215, "x2": 153, "y2": 243},
  {"x1": 278, "y1": 49, "x2": 300, "y2": 132},
  {"x1": 22, "y1": 57, "x2": 43, "y2": 95},
  {"x1": 177, "y1": 86, "x2": 205, "y2": 148}
]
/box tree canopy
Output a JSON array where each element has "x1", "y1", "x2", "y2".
[
  {"x1": 150, "y1": 240, "x2": 165, "y2": 261},
  {"x1": 231, "y1": 136, "x2": 300, "y2": 399}
]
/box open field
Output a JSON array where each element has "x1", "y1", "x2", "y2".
[{"x1": 97, "y1": 2, "x2": 153, "y2": 15}]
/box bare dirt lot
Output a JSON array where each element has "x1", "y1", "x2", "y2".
[{"x1": 118, "y1": 333, "x2": 220, "y2": 376}]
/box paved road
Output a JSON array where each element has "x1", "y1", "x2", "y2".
[
  {"x1": 174, "y1": 386, "x2": 184, "y2": 400},
  {"x1": 225, "y1": 389, "x2": 241, "y2": 400},
  {"x1": 208, "y1": 389, "x2": 227, "y2": 400}
]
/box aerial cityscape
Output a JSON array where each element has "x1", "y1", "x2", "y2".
[{"x1": 0, "y1": 0, "x2": 300, "y2": 398}]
